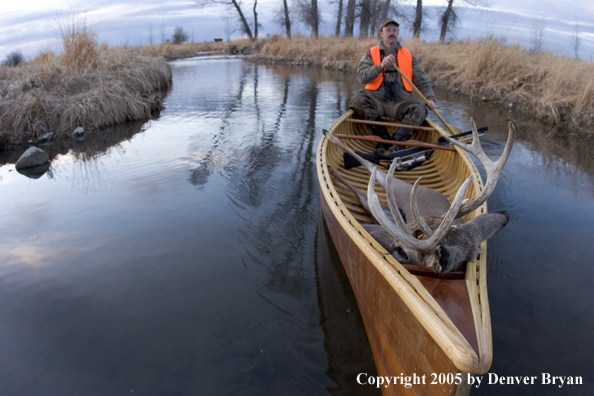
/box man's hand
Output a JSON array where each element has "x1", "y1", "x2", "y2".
[
  {"x1": 427, "y1": 99, "x2": 436, "y2": 111},
  {"x1": 380, "y1": 54, "x2": 396, "y2": 69}
]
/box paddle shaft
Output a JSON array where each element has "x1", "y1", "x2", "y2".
[
  {"x1": 332, "y1": 134, "x2": 455, "y2": 151},
  {"x1": 346, "y1": 118, "x2": 436, "y2": 131},
  {"x1": 390, "y1": 62, "x2": 457, "y2": 136}
]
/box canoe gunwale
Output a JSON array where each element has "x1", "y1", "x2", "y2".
[{"x1": 316, "y1": 110, "x2": 493, "y2": 375}]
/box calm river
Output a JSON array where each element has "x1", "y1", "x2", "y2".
[{"x1": 0, "y1": 57, "x2": 593, "y2": 396}]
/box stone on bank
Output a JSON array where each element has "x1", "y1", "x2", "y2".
[{"x1": 15, "y1": 147, "x2": 50, "y2": 170}]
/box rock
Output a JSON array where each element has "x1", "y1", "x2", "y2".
[
  {"x1": 15, "y1": 147, "x2": 50, "y2": 170},
  {"x1": 71, "y1": 126, "x2": 88, "y2": 140},
  {"x1": 36, "y1": 132, "x2": 55, "y2": 145},
  {"x1": 16, "y1": 162, "x2": 51, "y2": 179}
]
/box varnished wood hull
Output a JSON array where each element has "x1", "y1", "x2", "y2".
[{"x1": 316, "y1": 111, "x2": 493, "y2": 396}]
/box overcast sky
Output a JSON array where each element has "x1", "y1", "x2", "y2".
[{"x1": 1, "y1": 0, "x2": 593, "y2": 60}]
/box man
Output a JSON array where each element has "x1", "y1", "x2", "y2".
[{"x1": 350, "y1": 18, "x2": 436, "y2": 142}]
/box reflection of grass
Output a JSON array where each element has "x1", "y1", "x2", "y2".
[{"x1": 251, "y1": 35, "x2": 594, "y2": 133}]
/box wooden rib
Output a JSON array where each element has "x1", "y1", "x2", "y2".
[{"x1": 346, "y1": 117, "x2": 437, "y2": 131}]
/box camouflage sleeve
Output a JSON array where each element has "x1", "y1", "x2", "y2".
[
  {"x1": 411, "y1": 54, "x2": 436, "y2": 101},
  {"x1": 356, "y1": 49, "x2": 382, "y2": 85}
]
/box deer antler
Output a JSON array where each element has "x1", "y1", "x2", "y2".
[
  {"x1": 367, "y1": 168, "x2": 472, "y2": 253},
  {"x1": 443, "y1": 119, "x2": 516, "y2": 217}
]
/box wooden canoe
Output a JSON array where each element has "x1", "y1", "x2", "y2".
[{"x1": 316, "y1": 110, "x2": 492, "y2": 396}]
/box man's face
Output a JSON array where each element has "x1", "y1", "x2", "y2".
[{"x1": 380, "y1": 23, "x2": 399, "y2": 47}]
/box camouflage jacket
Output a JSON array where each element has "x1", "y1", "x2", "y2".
[{"x1": 356, "y1": 40, "x2": 435, "y2": 103}]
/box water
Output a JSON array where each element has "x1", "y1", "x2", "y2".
[{"x1": 0, "y1": 57, "x2": 593, "y2": 395}]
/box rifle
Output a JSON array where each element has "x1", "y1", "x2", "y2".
[{"x1": 341, "y1": 126, "x2": 488, "y2": 171}]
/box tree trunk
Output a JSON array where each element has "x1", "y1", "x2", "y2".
[
  {"x1": 283, "y1": 0, "x2": 291, "y2": 38},
  {"x1": 311, "y1": 0, "x2": 319, "y2": 38},
  {"x1": 368, "y1": 0, "x2": 377, "y2": 37},
  {"x1": 439, "y1": 0, "x2": 454, "y2": 43},
  {"x1": 359, "y1": 0, "x2": 370, "y2": 39},
  {"x1": 380, "y1": 0, "x2": 391, "y2": 21},
  {"x1": 413, "y1": 0, "x2": 422, "y2": 39},
  {"x1": 253, "y1": 0, "x2": 258, "y2": 39},
  {"x1": 335, "y1": 0, "x2": 344, "y2": 36},
  {"x1": 344, "y1": 0, "x2": 356, "y2": 37},
  {"x1": 232, "y1": 0, "x2": 254, "y2": 40}
]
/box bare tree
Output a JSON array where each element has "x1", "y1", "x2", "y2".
[
  {"x1": 333, "y1": 0, "x2": 344, "y2": 35},
  {"x1": 148, "y1": 22, "x2": 154, "y2": 45},
  {"x1": 368, "y1": 0, "x2": 385, "y2": 37},
  {"x1": 439, "y1": 0, "x2": 457, "y2": 42},
  {"x1": 2, "y1": 50, "x2": 25, "y2": 67},
  {"x1": 283, "y1": 0, "x2": 292, "y2": 37},
  {"x1": 172, "y1": 26, "x2": 190, "y2": 44},
  {"x1": 295, "y1": 0, "x2": 320, "y2": 38},
  {"x1": 359, "y1": 0, "x2": 372, "y2": 39},
  {"x1": 439, "y1": 0, "x2": 489, "y2": 43},
  {"x1": 223, "y1": 15, "x2": 233, "y2": 41},
  {"x1": 572, "y1": 15, "x2": 581, "y2": 59},
  {"x1": 253, "y1": 0, "x2": 259, "y2": 39},
  {"x1": 273, "y1": 1, "x2": 292, "y2": 38},
  {"x1": 530, "y1": 15, "x2": 547, "y2": 53},
  {"x1": 194, "y1": 0, "x2": 255, "y2": 40},
  {"x1": 344, "y1": 0, "x2": 356, "y2": 37},
  {"x1": 413, "y1": 0, "x2": 422, "y2": 39},
  {"x1": 380, "y1": 0, "x2": 391, "y2": 21}
]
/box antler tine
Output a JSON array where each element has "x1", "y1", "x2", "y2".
[
  {"x1": 385, "y1": 154, "x2": 411, "y2": 232},
  {"x1": 409, "y1": 177, "x2": 434, "y2": 237},
  {"x1": 443, "y1": 119, "x2": 516, "y2": 217},
  {"x1": 367, "y1": 169, "x2": 473, "y2": 254},
  {"x1": 367, "y1": 169, "x2": 427, "y2": 251},
  {"x1": 421, "y1": 176, "x2": 472, "y2": 251}
]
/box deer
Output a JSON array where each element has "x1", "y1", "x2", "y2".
[{"x1": 323, "y1": 119, "x2": 515, "y2": 274}]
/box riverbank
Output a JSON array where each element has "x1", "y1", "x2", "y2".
[
  {"x1": 248, "y1": 35, "x2": 594, "y2": 133},
  {"x1": 0, "y1": 46, "x2": 172, "y2": 151}
]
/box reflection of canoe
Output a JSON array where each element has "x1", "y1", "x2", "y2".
[{"x1": 316, "y1": 110, "x2": 491, "y2": 396}]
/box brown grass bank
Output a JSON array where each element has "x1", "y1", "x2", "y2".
[
  {"x1": 249, "y1": 35, "x2": 594, "y2": 133},
  {"x1": 138, "y1": 39, "x2": 260, "y2": 60},
  {"x1": 0, "y1": 46, "x2": 172, "y2": 149}
]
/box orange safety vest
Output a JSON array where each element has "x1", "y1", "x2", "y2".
[{"x1": 365, "y1": 46, "x2": 413, "y2": 92}]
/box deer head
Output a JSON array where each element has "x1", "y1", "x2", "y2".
[{"x1": 324, "y1": 119, "x2": 515, "y2": 273}]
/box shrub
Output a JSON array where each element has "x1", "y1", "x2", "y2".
[
  {"x1": 2, "y1": 50, "x2": 25, "y2": 67},
  {"x1": 172, "y1": 26, "x2": 189, "y2": 45},
  {"x1": 57, "y1": 11, "x2": 99, "y2": 69}
]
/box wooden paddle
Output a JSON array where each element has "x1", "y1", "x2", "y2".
[
  {"x1": 391, "y1": 61, "x2": 458, "y2": 136},
  {"x1": 345, "y1": 118, "x2": 436, "y2": 131},
  {"x1": 332, "y1": 134, "x2": 456, "y2": 151}
]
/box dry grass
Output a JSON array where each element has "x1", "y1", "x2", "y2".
[
  {"x1": 251, "y1": 34, "x2": 377, "y2": 71},
  {"x1": 252, "y1": 35, "x2": 594, "y2": 132},
  {"x1": 0, "y1": 46, "x2": 172, "y2": 146},
  {"x1": 138, "y1": 39, "x2": 259, "y2": 60}
]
